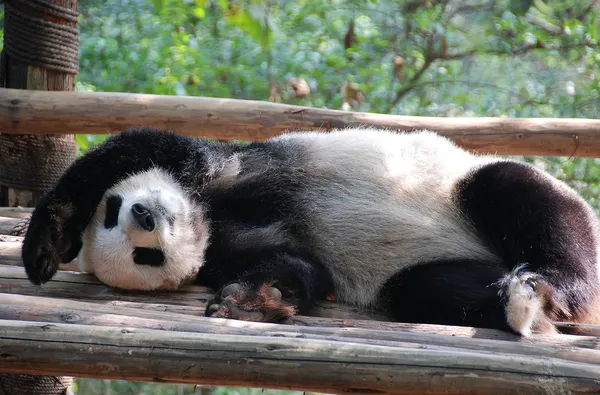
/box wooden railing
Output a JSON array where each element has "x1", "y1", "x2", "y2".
[{"x1": 3, "y1": 87, "x2": 600, "y2": 157}]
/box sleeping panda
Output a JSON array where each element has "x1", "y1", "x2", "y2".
[{"x1": 21, "y1": 127, "x2": 600, "y2": 336}]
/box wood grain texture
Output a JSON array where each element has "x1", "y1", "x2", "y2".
[
  {"x1": 0, "y1": 208, "x2": 33, "y2": 219},
  {"x1": 0, "y1": 318, "x2": 599, "y2": 394},
  {"x1": 1, "y1": 264, "x2": 600, "y2": 392},
  {"x1": 1, "y1": 264, "x2": 600, "y2": 341},
  {"x1": 0, "y1": 217, "x2": 22, "y2": 235},
  {"x1": 0, "y1": 294, "x2": 600, "y2": 365},
  {"x1": 0, "y1": 264, "x2": 388, "y2": 322},
  {"x1": 0, "y1": 240, "x2": 80, "y2": 272},
  {"x1": 2, "y1": 88, "x2": 600, "y2": 157}
]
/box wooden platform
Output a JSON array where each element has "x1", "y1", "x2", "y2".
[{"x1": 1, "y1": 210, "x2": 600, "y2": 394}]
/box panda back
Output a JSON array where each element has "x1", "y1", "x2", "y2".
[{"x1": 271, "y1": 129, "x2": 501, "y2": 307}]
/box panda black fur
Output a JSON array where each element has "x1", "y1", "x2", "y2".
[{"x1": 21, "y1": 127, "x2": 600, "y2": 336}]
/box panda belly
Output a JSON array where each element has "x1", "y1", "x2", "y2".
[{"x1": 285, "y1": 129, "x2": 502, "y2": 307}]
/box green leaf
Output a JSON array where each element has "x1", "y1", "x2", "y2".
[
  {"x1": 74, "y1": 135, "x2": 89, "y2": 151},
  {"x1": 151, "y1": 0, "x2": 166, "y2": 13},
  {"x1": 192, "y1": 7, "x2": 206, "y2": 19},
  {"x1": 226, "y1": 9, "x2": 268, "y2": 46},
  {"x1": 509, "y1": 0, "x2": 533, "y2": 16}
]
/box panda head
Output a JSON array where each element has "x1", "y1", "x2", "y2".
[{"x1": 78, "y1": 168, "x2": 210, "y2": 291}]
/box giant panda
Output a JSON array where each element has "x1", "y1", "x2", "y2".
[{"x1": 21, "y1": 127, "x2": 600, "y2": 336}]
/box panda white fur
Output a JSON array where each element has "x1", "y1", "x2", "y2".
[
  {"x1": 78, "y1": 168, "x2": 211, "y2": 291},
  {"x1": 22, "y1": 127, "x2": 600, "y2": 337}
]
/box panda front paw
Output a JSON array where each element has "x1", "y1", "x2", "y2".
[
  {"x1": 21, "y1": 200, "x2": 81, "y2": 285},
  {"x1": 205, "y1": 282, "x2": 296, "y2": 323}
]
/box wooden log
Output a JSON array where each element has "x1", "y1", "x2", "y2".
[
  {"x1": 0, "y1": 240, "x2": 80, "y2": 272},
  {"x1": 0, "y1": 264, "x2": 389, "y2": 321},
  {"x1": 0, "y1": 241, "x2": 22, "y2": 267},
  {"x1": 3, "y1": 88, "x2": 600, "y2": 157},
  {"x1": 1, "y1": 293, "x2": 600, "y2": 365},
  {"x1": 555, "y1": 323, "x2": 600, "y2": 337},
  {"x1": 2, "y1": 264, "x2": 600, "y2": 341},
  {"x1": 0, "y1": 207, "x2": 33, "y2": 219},
  {"x1": 0, "y1": 319, "x2": 599, "y2": 394},
  {"x1": 0, "y1": 217, "x2": 22, "y2": 236},
  {"x1": 2, "y1": 256, "x2": 600, "y2": 337},
  {"x1": 3, "y1": 245, "x2": 600, "y2": 338},
  {"x1": 0, "y1": 236, "x2": 22, "y2": 243}
]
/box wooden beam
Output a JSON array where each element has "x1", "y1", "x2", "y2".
[
  {"x1": 0, "y1": 207, "x2": 33, "y2": 219},
  {"x1": 0, "y1": 293, "x2": 600, "y2": 362},
  {"x1": 0, "y1": 318, "x2": 599, "y2": 394},
  {"x1": 0, "y1": 216, "x2": 23, "y2": 236},
  {"x1": 0, "y1": 263, "x2": 389, "y2": 322},
  {"x1": 2, "y1": 262, "x2": 600, "y2": 341},
  {"x1": 2, "y1": 88, "x2": 600, "y2": 157}
]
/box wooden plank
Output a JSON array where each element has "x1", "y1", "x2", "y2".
[
  {"x1": 3, "y1": 264, "x2": 600, "y2": 342},
  {"x1": 0, "y1": 264, "x2": 389, "y2": 321},
  {"x1": 0, "y1": 217, "x2": 21, "y2": 235},
  {"x1": 555, "y1": 323, "x2": 600, "y2": 337},
  {"x1": 0, "y1": 207, "x2": 33, "y2": 219},
  {"x1": 0, "y1": 319, "x2": 599, "y2": 394},
  {"x1": 0, "y1": 241, "x2": 23, "y2": 267},
  {"x1": 0, "y1": 240, "x2": 80, "y2": 272},
  {"x1": 1, "y1": 293, "x2": 600, "y2": 365},
  {"x1": 2, "y1": 88, "x2": 600, "y2": 157},
  {"x1": 4, "y1": 243, "x2": 600, "y2": 337}
]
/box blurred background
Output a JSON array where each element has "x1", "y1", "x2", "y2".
[{"x1": 1, "y1": 0, "x2": 600, "y2": 393}]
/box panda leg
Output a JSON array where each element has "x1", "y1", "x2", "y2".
[
  {"x1": 456, "y1": 160, "x2": 600, "y2": 336},
  {"x1": 378, "y1": 259, "x2": 514, "y2": 332},
  {"x1": 205, "y1": 253, "x2": 332, "y2": 323}
]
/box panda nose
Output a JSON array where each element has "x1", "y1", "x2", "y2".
[{"x1": 131, "y1": 203, "x2": 155, "y2": 232}]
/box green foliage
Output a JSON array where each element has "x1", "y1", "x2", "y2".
[
  {"x1": 73, "y1": 379, "x2": 316, "y2": 395},
  {"x1": 68, "y1": 0, "x2": 600, "y2": 221}
]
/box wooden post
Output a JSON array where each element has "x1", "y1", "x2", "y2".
[{"x1": 0, "y1": 0, "x2": 79, "y2": 208}]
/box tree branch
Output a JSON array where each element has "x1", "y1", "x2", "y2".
[
  {"x1": 575, "y1": 0, "x2": 600, "y2": 21},
  {"x1": 443, "y1": 41, "x2": 598, "y2": 60},
  {"x1": 386, "y1": 58, "x2": 432, "y2": 112},
  {"x1": 385, "y1": 39, "x2": 597, "y2": 113}
]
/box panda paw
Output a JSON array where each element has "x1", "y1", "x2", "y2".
[
  {"x1": 205, "y1": 282, "x2": 296, "y2": 323},
  {"x1": 501, "y1": 265, "x2": 557, "y2": 337},
  {"x1": 21, "y1": 201, "x2": 80, "y2": 285}
]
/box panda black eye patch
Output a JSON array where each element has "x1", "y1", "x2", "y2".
[
  {"x1": 133, "y1": 247, "x2": 165, "y2": 267},
  {"x1": 104, "y1": 195, "x2": 122, "y2": 229}
]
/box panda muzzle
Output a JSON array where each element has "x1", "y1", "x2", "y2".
[{"x1": 131, "y1": 203, "x2": 156, "y2": 232}]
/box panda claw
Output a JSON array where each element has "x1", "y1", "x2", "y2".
[
  {"x1": 206, "y1": 304, "x2": 221, "y2": 315},
  {"x1": 220, "y1": 282, "x2": 242, "y2": 298},
  {"x1": 524, "y1": 276, "x2": 537, "y2": 292},
  {"x1": 205, "y1": 283, "x2": 295, "y2": 323},
  {"x1": 268, "y1": 286, "x2": 282, "y2": 301}
]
